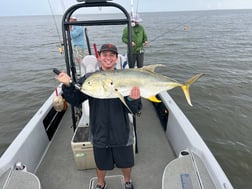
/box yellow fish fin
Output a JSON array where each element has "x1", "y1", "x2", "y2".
[
  {"x1": 141, "y1": 64, "x2": 166, "y2": 72},
  {"x1": 181, "y1": 73, "x2": 204, "y2": 106},
  {"x1": 148, "y1": 96, "x2": 161, "y2": 103}
]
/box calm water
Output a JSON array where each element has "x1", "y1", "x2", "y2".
[{"x1": 0, "y1": 10, "x2": 252, "y2": 188}]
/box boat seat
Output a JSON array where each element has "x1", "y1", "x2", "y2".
[
  {"x1": 115, "y1": 54, "x2": 128, "y2": 69},
  {"x1": 78, "y1": 55, "x2": 98, "y2": 127},
  {"x1": 0, "y1": 168, "x2": 41, "y2": 189},
  {"x1": 162, "y1": 151, "x2": 215, "y2": 189},
  {"x1": 80, "y1": 55, "x2": 99, "y2": 76},
  {"x1": 78, "y1": 100, "x2": 90, "y2": 127}
]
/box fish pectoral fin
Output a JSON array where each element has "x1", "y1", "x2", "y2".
[
  {"x1": 102, "y1": 78, "x2": 113, "y2": 92},
  {"x1": 148, "y1": 96, "x2": 161, "y2": 103},
  {"x1": 114, "y1": 89, "x2": 134, "y2": 114}
]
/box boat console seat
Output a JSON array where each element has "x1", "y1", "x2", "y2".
[
  {"x1": 162, "y1": 151, "x2": 215, "y2": 189},
  {"x1": 0, "y1": 168, "x2": 41, "y2": 189},
  {"x1": 80, "y1": 55, "x2": 99, "y2": 77},
  {"x1": 115, "y1": 54, "x2": 129, "y2": 69}
]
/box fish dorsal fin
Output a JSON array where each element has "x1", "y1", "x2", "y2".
[
  {"x1": 141, "y1": 64, "x2": 165, "y2": 72},
  {"x1": 148, "y1": 96, "x2": 161, "y2": 103}
]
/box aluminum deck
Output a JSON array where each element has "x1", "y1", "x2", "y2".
[{"x1": 36, "y1": 100, "x2": 175, "y2": 189}]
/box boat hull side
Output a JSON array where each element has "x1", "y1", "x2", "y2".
[
  {"x1": 159, "y1": 91, "x2": 233, "y2": 189},
  {"x1": 0, "y1": 87, "x2": 64, "y2": 176}
]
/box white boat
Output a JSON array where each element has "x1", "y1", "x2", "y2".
[{"x1": 0, "y1": 1, "x2": 233, "y2": 189}]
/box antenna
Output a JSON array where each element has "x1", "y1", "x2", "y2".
[{"x1": 130, "y1": 0, "x2": 135, "y2": 18}]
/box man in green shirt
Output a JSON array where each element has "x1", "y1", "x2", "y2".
[{"x1": 122, "y1": 14, "x2": 148, "y2": 68}]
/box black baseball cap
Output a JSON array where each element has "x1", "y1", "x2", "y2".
[{"x1": 100, "y1": 44, "x2": 118, "y2": 54}]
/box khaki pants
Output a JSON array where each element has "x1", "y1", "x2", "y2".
[{"x1": 73, "y1": 46, "x2": 84, "y2": 64}]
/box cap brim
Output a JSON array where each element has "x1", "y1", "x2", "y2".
[{"x1": 101, "y1": 49, "x2": 118, "y2": 53}]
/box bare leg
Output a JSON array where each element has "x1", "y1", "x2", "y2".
[
  {"x1": 96, "y1": 168, "x2": 106, "y2": 186},
  {"x1": 121, "y1": 168, "x2": 132, "y2": 182}
]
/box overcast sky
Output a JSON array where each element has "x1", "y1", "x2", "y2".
[{"x1": 1, "y1": 0, "x2": 252, "y2": 16}]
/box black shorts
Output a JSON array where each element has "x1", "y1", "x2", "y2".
[{"x1": 93, "y1": 145, "x2": 134, "y2": 170}]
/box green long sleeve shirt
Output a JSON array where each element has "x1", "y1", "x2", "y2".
[{"x1": 122, "y1": 24, "x2": 148, "y2": 53}]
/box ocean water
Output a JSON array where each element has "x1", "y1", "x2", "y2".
[{"x1": 0, "y1": 10, "x2": 252, "y2": 188}]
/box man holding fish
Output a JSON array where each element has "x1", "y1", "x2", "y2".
[
  {"x1": 56, "y1": 44, "x2": 142, "y2": 189},
  {"x1": 56, "y1": 42, "x2": 203, "y2": 189}
]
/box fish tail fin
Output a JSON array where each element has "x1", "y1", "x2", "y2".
[{"x1": 181, "y1": 73, "x2": 204, "y2": 106}]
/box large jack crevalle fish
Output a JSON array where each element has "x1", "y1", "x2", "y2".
[{"x1": 81, "y1": 64, "x2": 203, "y2": 110}]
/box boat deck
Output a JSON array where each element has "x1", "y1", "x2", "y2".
[{"x1": 36, "y1": 100, "x2": 175, "y2": 189}]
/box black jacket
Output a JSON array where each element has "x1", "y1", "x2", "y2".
[{"x1": 62, "y1": 74, "x2": 142, "y2": 148}]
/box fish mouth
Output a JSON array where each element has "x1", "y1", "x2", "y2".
[{"x1": 80, "y1": 88, "x2": 86, "y2": 94}]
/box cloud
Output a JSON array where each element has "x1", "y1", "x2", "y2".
[{"x1": 1, "y1": 0, "x2": 252, "y2": 16}]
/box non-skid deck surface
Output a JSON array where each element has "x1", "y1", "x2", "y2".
[
  {"x1": 89, "y1": 175, "x2": 124, "y2": 189},
  {"x1": 36, "y1": 100, "x2": 175, "y2": 189}
]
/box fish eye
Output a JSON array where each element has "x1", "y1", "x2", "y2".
[{"x1": 110, "y1": 81, "x2": 113, "y2": 85}]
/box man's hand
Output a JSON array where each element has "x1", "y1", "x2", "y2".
[
  {"x1": 143, "y1": 41, "x2": 148, "y2": 46},
  {"x1": 129, "y1": 86, "x2": 141, "y2": 100},
  {"x1": 56, "y1": 72, "x2": 71, "y2": 86}
]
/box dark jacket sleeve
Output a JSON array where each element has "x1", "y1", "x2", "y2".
[
  {"x1": 62, "y1": 76, "x2": 88, "y2": 107},
  {"x1": 126, "y1": 97, "x2": 142, "y2": 114}
]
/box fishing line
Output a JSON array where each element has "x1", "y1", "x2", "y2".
[
  {"x1": 136, "y1": 0, "x2": 139, "y2": 13},
  {"x1": 130, "y1": 0, "x2": 134, "y2": 17},
  {"x1": 60, "y1": 0, "x2": 66, "y2": 12},
  {"x1": 132, "y1": 0, "x2": 192, "y2": 45},
  {"x1": 30, "y1": 41, "x2": 60, "y2": 48},
  {"x1": 148, "y1": 15, "x2": 201, "y2": 44},
  {"x1": 48, "y1": 0, "x2": 63, "y2": 53},
  {"x1": 130, "y1": 0, "x2": 140, "y2": 16}
]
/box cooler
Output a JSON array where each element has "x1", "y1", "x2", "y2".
[{"x1": 71, "y1": 126, "x2": 96, "y2": 170}]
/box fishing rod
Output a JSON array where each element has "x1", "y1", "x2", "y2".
[
  {"x1": 130, "y1": 0, "x2": 140, "y2": 154},
  {"x1": 85, "y1": 28, "x2": 92, "y2": 55},
  {"x1": 93, "y1": 43, "x2": 99, "y2": 58},
  {"x1": 53, "y1": 68, "x2": 81, "y2": 90}
]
